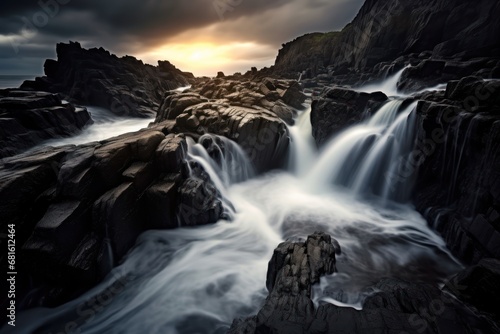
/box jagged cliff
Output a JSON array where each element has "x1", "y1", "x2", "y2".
[
  {"x1": 22, "y1": 42, "x2": 194, "y2": 117},
  {"x1": 274, "y1": 0, "x2": 500, "y2": 78}
]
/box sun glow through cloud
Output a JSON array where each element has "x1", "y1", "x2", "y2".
[{"x1": 138, "y1": 41, "x2": 276, "y2": 77}]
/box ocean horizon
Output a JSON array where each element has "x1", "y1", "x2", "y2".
[{"x1": 0, "y1": 75, "x2": 35, "y2": 89}]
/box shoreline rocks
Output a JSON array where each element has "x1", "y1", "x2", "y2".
[
  {"x1": 0, "y1": 129, "x2": 224, "y2": 309},
  {"x1": 0, "y1": 89, "x2": 92, "y2": 158},
  {"x1": 21, "y1": 42, "x2": 193, "y2": 118},
  {"x1": 230, "y1": 233, "x2": 500, "y2": 334}
]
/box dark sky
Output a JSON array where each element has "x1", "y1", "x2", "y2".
[{"x1": 0, "y1": 0, "x2": 364, "y2": 76}]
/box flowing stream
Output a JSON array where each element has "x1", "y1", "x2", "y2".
[{"x1": 5, "y1": 75, "x2": 462, "y2": 334}]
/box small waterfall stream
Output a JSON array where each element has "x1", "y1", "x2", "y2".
[{"x1": 6, "y1": 76, "x2": 463, "y2": 334}]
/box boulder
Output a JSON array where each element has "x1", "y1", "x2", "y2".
[
  {"x1": 178, "y1": 166, "x2": 224, "y2": 226},
  {"x1": 230, "y1": 232, "x2": 339, "y2": 333}
]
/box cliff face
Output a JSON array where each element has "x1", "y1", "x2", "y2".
[
  {"x1": 274, "y1": 32, "x2": 339, "y2": 78},
  {"x1": 412, "y1": 78, "x2": 500, "y2": 263},
  {"x1": 274, "y1": 0, "x2": 500, "y2": 76}
]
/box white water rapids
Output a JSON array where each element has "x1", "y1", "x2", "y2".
[{"x1": 5, "y1": 75, "x2": 462, "y2": 334}]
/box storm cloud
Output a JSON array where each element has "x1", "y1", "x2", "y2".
[{"x1": 0, "y1": 0, "x2": 364, "y2": 75}]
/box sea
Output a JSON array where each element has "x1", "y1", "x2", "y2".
[{"x1": 0, "y1": 75, "x2": 35, "y2": 89}]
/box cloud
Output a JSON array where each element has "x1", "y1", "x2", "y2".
[{"x1": 0, "y1": 0, "x2": 364, "y2": 76}]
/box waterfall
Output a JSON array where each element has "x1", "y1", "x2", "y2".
[
  {"x1": 356, "y1": 65, "x2": 410, "y2": 96},
  {"x1": 6, "y1": 78, "x2": 462, "y2": 334},
  {"x1": 306, "y1": 99, "x2": 418, "y2": 204},
  {"x1": 288, "y1": 106, "x2": 317, "y2": 176},
  {"x1": 188, "y1": 134, "x2": 255, "y2": 188}
]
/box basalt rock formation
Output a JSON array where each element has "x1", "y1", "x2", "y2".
[
  {"x1": 412, "y1": 77, "x2": 500, "y2": 264},
  {"x1": 154, "y1": 78, "x2": 306, "y2": 172},
  {"x1": 0, "y1": 89, "x2": 92, "y2": 158},
  {"x1": 21, "y1": 42, "x2": 193, "y2": 118},
  {"x1": 230, "y1": 233, "x2": 500, "y2": 334},
  {"x1": 0, "y1": 129, "x2": 224, "y2": 309}
]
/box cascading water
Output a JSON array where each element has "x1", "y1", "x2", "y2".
[
  {"x1": 288, "y1": 104, "x2": 317, "y2": 176},
  {"x1": 304, "y1": 99, "x2": 419, "y2": 204},
  {"x1": 356, "y1": 65, "x2": 410, "y2": 96},
  {"x1": 6, "y1": 80, "x2": 462, "y2": 334}
]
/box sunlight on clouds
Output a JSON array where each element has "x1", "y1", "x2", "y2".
[{"x1": 138, "y1": 42, "x2": 276, "y2": 77}]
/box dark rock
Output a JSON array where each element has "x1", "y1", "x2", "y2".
[
  {"x1": 0, "y1": 128, "x2": 218, "y2": 309},
  {"x1": 412, "y1": 78, "x2": 500, "y2": 263},
  {"x1": 92, "y1": 182, "x2": 141, "y2": 260},
  {"x1": 230, "y1": 234, "x2": 499, "y2": 334},
  {"x1": 0, "y1": 90, "x2": 92, "y2": 158},
  {"x1": 230, "y1": 232, "x2": 339, "y2": 334},
  {"x1": 445, "y1": 76, "x2": 500, "y2": 108},
  {"x1": 155, "y1": 81, "x2": 292, "y2": 173},
  {"x1": 273, "y1": 0, "x2": 500, "y2": 78},
  {"x1": 398, "y1": 60, "x2": 447, "y2": 92},
  {"x1": 155, "y1": 134, "x2": 187, "y2": 173},
  {"x1": 311, "y1": 87, "x2": 388, "y2": 146},
  {"x1": 156, "y1": 93, "x2": 209, "y2": 121},
  {"x1": 445, "y1": 258, "x2": 500, "y2": 317},
  {"x1": 24, "y1": 41, "x2": 192, "y2": 117},
  {"x1": 278, "y1": 81, "x2": 307, "y2": 109},
  {"x1": 178, "y1": 173, "x2": 224, "y2": 227},
  {"x1": 143, "y1": 175, "x2": 181, "y2": 230}
]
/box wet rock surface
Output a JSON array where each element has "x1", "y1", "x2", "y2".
[
  {"x1": 412, "y1": 77, "x2": 500, "y2": 264},
  {"x1": 0, "y1": 90, "x2": 92, "y2": 158},
  {"x1": 154, "y1": 77, "x2": 305, "y2": 172},
  {"x1": 311, "y1": 87, "x2": 388, "y2": 146},
  {"x1": 230, "y1": 233, "x2": 500, "y2": 334},
  {"x1": 0, "y1": 130, "x2": 224, "y2": 309}
]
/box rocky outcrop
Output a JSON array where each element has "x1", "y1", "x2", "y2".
[
  {"x1": 0, "y1": 89, "x2": 92, "y2": 158},
  {"x1": 154, "y1": 78, "x2": 306, "y2": 172},
  {"x1": 21, "y1": 42, "x2": 192, "y2": 118},
  {"x1": 0, "y1": 129, "x2": 225, "y2": 309},
  {"x1": 274, "y1": 32, "x2": 340, "y2": 79},
  {"x1": 397, "y1": 58, "x2": 500, "y2": 93},
  {"x1": 230, "y1": 232, "x2": 340, "y2": 333},
  {"x1": 230, "y1": 233, "x2": 500, "y2": 334},
  {"x1": 274, "y1": 0, "x2": 500, "y2": 78},
  {"x1": 412, "y1": 77, "x2": 500, "y2": 264},
  {"x1": 311, "y1": 87, "x2": 388, "y2": 146}
]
